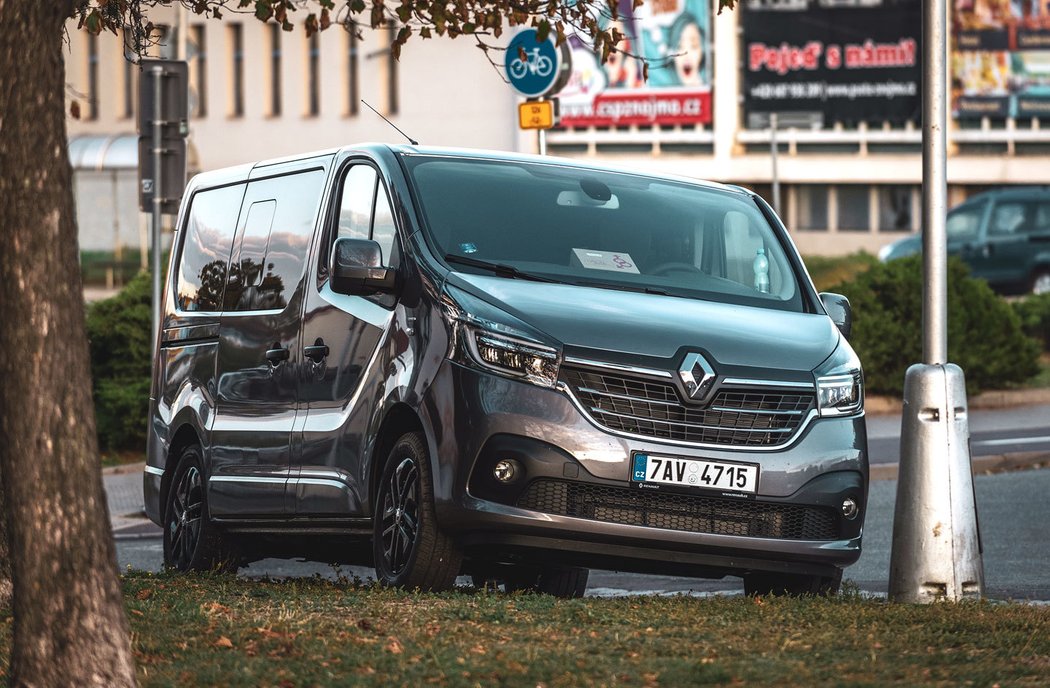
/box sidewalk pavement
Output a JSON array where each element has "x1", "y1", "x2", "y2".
[{"x1": 103, "y1": 462, "x2": 161, "y2": 539}]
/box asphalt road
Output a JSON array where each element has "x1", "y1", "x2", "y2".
[
  {"x1": 116, "y1": 466, "x2": 1050, "y2": 600},
  {"x1": 867, "y1": 404, "x2": 1050, "y2": 464}
]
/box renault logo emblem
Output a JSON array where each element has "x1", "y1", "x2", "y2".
[{"x1": 679, "y1": 353, "x2": 716, "y2": 403}]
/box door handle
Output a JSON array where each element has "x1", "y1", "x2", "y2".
[
  {"x1": 304, "y1": 339, "x2": 329, "y2": 363},
  {"x1": 265, "y1": 345, "x2": 290, "y2": 365}
]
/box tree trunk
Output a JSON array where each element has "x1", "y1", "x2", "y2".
[
  {"x1": 0, "y1": 463, "x2": 10, "y2": 608},
  {"x1": 0, "y1": 3, "x2": 137, "y2": 686}
]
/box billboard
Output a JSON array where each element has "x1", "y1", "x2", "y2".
[
  {"x1": 953, "y1": 0, "x2": 1050, "y2": 119},
  {"x1": 558, "y1": 0, "x2": 713, "y2": 128},
  {"x1": 742, "y1": 0, "x2": 922, "y2": 127}
]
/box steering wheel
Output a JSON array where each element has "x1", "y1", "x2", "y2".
[{"x1": 649, "y1": 262, "x2": 703, "y2": 276}]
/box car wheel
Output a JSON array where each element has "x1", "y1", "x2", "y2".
[
  {"x1": 744, "y1": 570, "x2": 841, "y2": 597},
  {"x1": 373, "y1": 431, "x2": 462, "y2": 591},
  {"x1": 1032, "y1": 269, "x2": 1050, "y2": 296},
  {"x1": 163, "y1": 445, "x2": 236, "y2": 572},
  {"x1": 472, "y1": 565, "x2": 589, "y2": 599}
]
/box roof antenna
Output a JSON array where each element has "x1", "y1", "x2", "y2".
[{"x1": 361, "y1": 100, "x2": 418, "y2": 146}]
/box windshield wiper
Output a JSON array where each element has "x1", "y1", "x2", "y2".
[
  {"x1": 575, "y1": 280, "x2": 675, "y2": 297},
  {"x1": 444, "y1": 254, "x2": 562, "y2": 284}
]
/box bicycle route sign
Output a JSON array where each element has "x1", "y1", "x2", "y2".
[{"x1": 505, "y1": 29, "x2": 561, "y2": 98}]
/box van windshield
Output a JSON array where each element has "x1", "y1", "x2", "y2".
[{"x1": 402, "y1": 155, "x2": 805, "y2": 312}]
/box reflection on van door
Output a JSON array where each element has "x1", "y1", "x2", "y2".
[
  {"x1": 209, "y1": 162, "x2": 329, "y2": 516},
  {"x1": 293, "y1": 162, "x2": 399, "y2": 517}
]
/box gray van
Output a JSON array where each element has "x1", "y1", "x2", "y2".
[
  {"x1": 145, "y1": 145, "x2": 868, "y2": 597},
  {"x1": 879, "y1": 187, "x2": 1050, "y2": 295}
]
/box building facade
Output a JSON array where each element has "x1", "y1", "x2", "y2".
[{"x1": 65, "y1": 1, "x2": 1050, "y2": 257}]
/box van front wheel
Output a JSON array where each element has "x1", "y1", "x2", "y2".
[{"x1": 373, "y1": 432, "x2": 462, "y2": 591}]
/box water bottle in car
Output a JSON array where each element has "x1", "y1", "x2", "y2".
[{"x1": 753, "y1": 248, "x2": 770, "y2": 293}]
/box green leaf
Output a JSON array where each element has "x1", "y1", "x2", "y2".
[{"x1": 255, "y1": 1, "x2": 272, "y2": 22}]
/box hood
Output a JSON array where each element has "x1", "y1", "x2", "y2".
[{"x1": 447, "y1": 273, "x2": 840, "y2": 373}]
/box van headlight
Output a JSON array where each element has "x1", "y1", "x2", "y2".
[
  {"x1": 460, "y1": 325, "x2": 560, "y2": 388},
  {"x1": 815, "y1": 369, "x2": 864, "y2": 417}
]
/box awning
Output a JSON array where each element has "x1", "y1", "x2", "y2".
[{"x1": 68, "y1": 133, "x2": 199, "y2": 173}]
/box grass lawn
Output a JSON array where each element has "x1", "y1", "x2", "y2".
[{"x1": 3, "y1": 572, "x2": 1048, "y2": 686}]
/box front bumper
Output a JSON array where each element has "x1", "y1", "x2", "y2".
[{"x1": 424, "y1": 362, "x2": 868, "y2": 579}]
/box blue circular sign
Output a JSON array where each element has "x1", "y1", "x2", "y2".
[{"x1": 505, "y1": 29, "x2": 561, "y2": 98}]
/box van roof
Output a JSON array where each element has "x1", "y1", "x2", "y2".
[{"x1": 186, "y1": 144, "x2": 748, "y2": 199}]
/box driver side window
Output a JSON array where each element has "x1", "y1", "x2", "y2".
[{"x1": 335, "y1": 163, "x2": 400, "y2": 268}]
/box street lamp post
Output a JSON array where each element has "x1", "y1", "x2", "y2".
[{"x1": 887, "y1": 0, "x2": 984, "y2": 603}]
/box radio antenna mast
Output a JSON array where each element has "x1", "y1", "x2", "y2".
[{"x1": 361, "y1": 100, "x2": 418, "y2": 146}]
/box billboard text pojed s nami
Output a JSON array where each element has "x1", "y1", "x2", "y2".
[
  {"x1": 742, "y1": 0, "x2": 921, "y2": 127},
  {"x1": 558, "y1": 0, "x2": 712, "y2": 128}
]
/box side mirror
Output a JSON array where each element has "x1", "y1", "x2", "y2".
[
  {"x1": 819, "y1": 292, "x2": 852, "y2": 340},
  {"x1": 330, "y1": 238, "x2": 397, "y2": 296}
]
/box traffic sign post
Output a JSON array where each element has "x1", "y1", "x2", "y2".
[
  {"x1": 137, "y1": 59, "x2": 188, "y2": 361},
  {"x1": 505, "y1": 29, "x2": 568, "y2": 155}
]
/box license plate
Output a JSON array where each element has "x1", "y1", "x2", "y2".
[{"x1": 631, "y1": 453, "x2": 758, "y2": 494}]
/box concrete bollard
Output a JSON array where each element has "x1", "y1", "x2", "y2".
[{"x1": 888, "y1": 363, "x2": 984, "y2": 603}]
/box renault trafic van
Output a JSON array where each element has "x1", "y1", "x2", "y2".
[{"x1": 145, "y1": 145, "x2": 868, "y2": 597}]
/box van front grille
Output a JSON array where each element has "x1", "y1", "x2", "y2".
[
  {"x1": 561, "y1": 366, "x2": 814, "y2": 447},
  {"x1": 517, "y1": 479, "x2": 839, "y2": 541}
]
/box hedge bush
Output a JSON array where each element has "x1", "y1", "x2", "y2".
[
  {"x1": 86, "y1": 271, "x2": 153, "y2": 452},
  {"x1": 828, "y1": 256, "x2": 1041, "y2": 396},
  {"x1": 1012, "y1": 293, "x2": 1050, "y2": 352},
  {"x1": 802, "y1": 251, "x2": 878, "y2": 293}
]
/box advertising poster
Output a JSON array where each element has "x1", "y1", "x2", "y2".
[
  {"x1": 953, "y1": 0, "x2": 1050, "y2": 119},
  {"x1": 558, "y1": 0, "x2": 713, "y2": 128},
  {"x1": 741, "y1": 0, "x2": 922, "y2": 127}
]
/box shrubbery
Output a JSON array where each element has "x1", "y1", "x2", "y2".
[
  {"x1": 828, "y1": 256, "x2": 1041, "y2": 396},
  {"x1": 802, "y1": 251, "x2": 878, "y2": 293},
  {"x1": 1012, "y1": 293, "x2": 1050, "y2": 352},
  {"x1": 86, "y1": 271, "x2": 153, "y2": 452}
]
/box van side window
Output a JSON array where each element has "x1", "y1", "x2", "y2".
[
  {"x1": 946, "y1": 204, "x2": 984, "y2": 241},
  {"x1": 334, "y1": 163, "x2": 400, "y2": 268},
  {"x1": 338, "y1": 165, "x2": 377, "y2": 241},
  {"x1": 175, "y1": 183, "x2": 245, "y2": 312},
  {"x1": 372, "y1": 186, "x2": 398, "y2": 266},
  {"x1": 989, "y1": 202, "x2": 1027, "y2": 237},
  {"x1": 226, "y1": 169, "x2": 326, "y2": 311}
]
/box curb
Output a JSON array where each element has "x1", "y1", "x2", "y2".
[
  {"x1": 866, "y1": 387, "x2": 1050, "y2": 416},
  {"x1": 870, "y1": 451, "x2": 1050, "y2": 481},
  {"x1": 103, "y1": 461, "x2": 146, "y2": 476}
]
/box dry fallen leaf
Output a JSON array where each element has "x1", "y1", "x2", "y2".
[{"x1": 214, "y1": 636, "x2": 234, "y2": 649}]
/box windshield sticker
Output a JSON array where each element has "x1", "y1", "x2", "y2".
[{"x1": 571, "y1": 249, "x2": 641, "y2": 274}]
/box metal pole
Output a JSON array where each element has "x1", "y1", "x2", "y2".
[
  {"x1": 888, "y1": 0, "x2": 983, "y2": 603},
  {"x1": 770, "y1": 113, "x2": 781, "y2": 216},
  {"x1": 922, "y1": 0, "x2": 948, "y2": 365},
  {"x1": 538, "y1": 127, "x2": 547, "y2": 156},
  {"x1": 151, "y1": 66, "x2": 164, "y2": 363}
]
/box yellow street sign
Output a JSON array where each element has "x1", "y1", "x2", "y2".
[{"x1": 519, "y1": 101, "x2": 555, "y2": 130}]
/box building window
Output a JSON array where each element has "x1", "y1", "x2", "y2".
[
  {"x1": 796, "y1": 185, "x2": 829, "y2": 231},
  {"x1": 837, "y1": 185, "x2": 870, "y2": 232},
  {"x1": 878, "y1": 185, "x2": 915, "y2": 232},
  {"x1": 307, "y1": 32, "x2": 320, "y2": 116},
  {"x1": 228, "y1": 24, "x2": 243, "y2": 117},
  {"x1": 86, "y1": 33, "x2": 99, "y2": 120},
  {"x1": 386, "y1": 26, "x2": 399, "y2": 116},
  {"x1": 268, "y1": 23, "x2": 282, "y2": 117},
  {"x1": 191, "y1": 25, "x2": 207, "y2": 118},
  {"x1": 346, "y1": 30, "x2": 359, "y2": 116}
]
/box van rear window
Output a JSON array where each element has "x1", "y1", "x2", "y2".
[{"x1": 176, "y1": 183, "x2": 246, "y2": 312}]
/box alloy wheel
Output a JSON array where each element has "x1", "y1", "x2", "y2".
[
  {"x1": 379, "y1": 457, "x2": 420, "y2": 575},
  {"x1": 168, "y1": 465, "x2": 204, "y2": 570}
]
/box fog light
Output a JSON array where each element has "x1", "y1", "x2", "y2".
[
  {"x1": 841, "y1": 497, "x2": 859, "y2": 520},
  {"x1": 493, "y1": 459, "x2": 521, "y2": 483}
]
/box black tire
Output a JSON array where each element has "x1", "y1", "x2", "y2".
[
  {"x1": 472, "y1": 565, "x2": 589, "y2": 599},
  {"x1": 744, "y1": 569, "x2": 842, "y2": 597},
  {"x1": 373, "y1": 431, "x2": 461, "y2": 591},
  {"x1": 162, "y1": 445, "x2": 236, "y2": 572}
]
